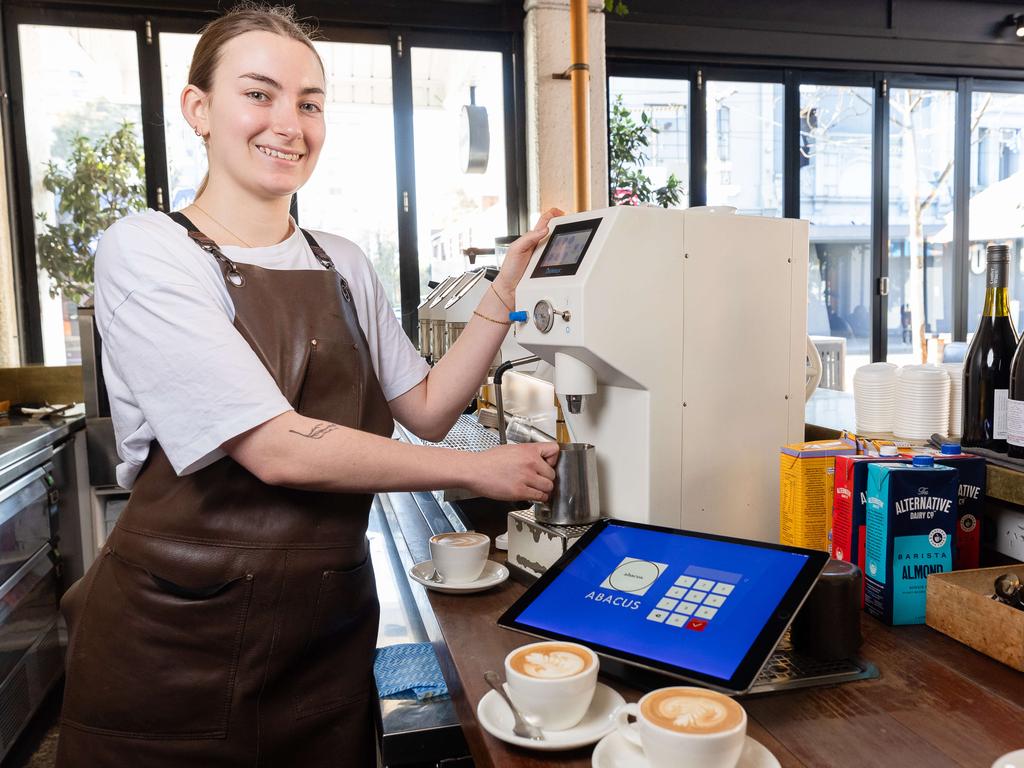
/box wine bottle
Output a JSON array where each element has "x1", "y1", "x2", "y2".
[
  {"x1": 963, "y1": 244, "x2": 1018, "y2": 453},
  {"x1": 1007, "y1": 286, "x2": 1024, "y2": 458}
]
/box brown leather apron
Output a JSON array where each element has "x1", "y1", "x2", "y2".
[{"x1": 56, "y1": 212, "x2": 393, "y2": 767}]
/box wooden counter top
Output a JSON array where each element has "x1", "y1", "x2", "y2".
[{"x1": 425, "y1": 546, "x2": 1024, "y2": 767}]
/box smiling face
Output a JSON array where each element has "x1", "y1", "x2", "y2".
[{"x1": 187, "y1": 30, "x2": 326, "y2": 201}]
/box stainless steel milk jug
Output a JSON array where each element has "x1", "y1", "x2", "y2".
[{"x1": 534, "y1": 442, "x2": 601, "y2": 525}]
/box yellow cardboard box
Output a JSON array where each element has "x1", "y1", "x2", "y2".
[{"x1": 779, "y1": 438, "x2": 857, "y2": 550}]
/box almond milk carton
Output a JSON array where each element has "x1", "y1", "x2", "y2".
[
  {"x1": 864, "y1": 457, "x2": 958, "y2": 625},
  {"x1": 898, "y1": 443, "x2": 986, "y2": 571}
]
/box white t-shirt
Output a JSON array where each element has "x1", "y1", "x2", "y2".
[{"x1": 94, "y1": 209, "x2": 429, "y2": 489}]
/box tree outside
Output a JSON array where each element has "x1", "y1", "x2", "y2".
[
  {"x1": 35, "y1": 122, "x2": 147, "y2": 305},
  {"x1": 608, "y1": 93, "x2": 684, "y2": 208}
]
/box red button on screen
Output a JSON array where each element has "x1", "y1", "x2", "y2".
[{"x1": 686, "y1": 618, "x2": 708, "y2": 632}]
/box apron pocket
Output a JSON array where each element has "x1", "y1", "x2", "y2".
[
  {"x1": 62, "y1": 549, "x2": 254, "y2": 739},
  {"x1": 293, "y1": 555, "x2": 380, "y2": 719}
]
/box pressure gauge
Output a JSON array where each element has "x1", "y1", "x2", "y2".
[{"x1": 533, "y1": 300, "x2": 555, "y2": 333}]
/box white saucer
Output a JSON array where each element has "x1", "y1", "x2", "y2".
[
  {"x1": 408, "y1": 559, "x2": 508, "y2": 593},
  {"x1": 477, "y1": 681, "x2": 624, "y2": 751},
  {"x1": 592, "y1": 730, "x2": 780, "y2": 768}
]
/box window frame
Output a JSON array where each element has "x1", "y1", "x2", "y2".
[
  {"x1": 383, "y1": 27, "x2": 524, "y2": 338},
  {"x1": 3, "y1": 5, "x2": 152, "y2": 363},
  {"x1": 608, "y1": 54, "x2": 1024, "y2": 368},
  {"x1": 793, "y1": 72, "x2": 877, "y2": 365},
  {"x1": 2, "y1": 4, "x2": 526, "y2": 360}
]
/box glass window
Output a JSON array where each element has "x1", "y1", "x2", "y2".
[
  {"x1": 705, "y1": 80, "x2": 783, "y2": 216},
  {"x1": 966, "y1": 90, "x2": 1024, "y2": 333},
  {"x1": 160, "y1": 33, "x2": 202, "y2": 210},
  {"x1": 18, "y1": 24, "x2": 144, "y2": 365},
  {"x1": 800, "y1": 84, "x2": 874, "y2": 391},
  {"x1": 887, "y1": 87, "x2": 956, "y2": 366},
  {"x1": 299, "y1": 42, "x2": 400, "y2": 313},
  {"x1": 411, "y1": 47, "x2": 509, "y2": 298},
  {"x1": 607, "y1": 76, "x2": 690, "y2": 208}
]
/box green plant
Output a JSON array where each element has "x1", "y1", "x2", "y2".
[
  {"x1": 608, "y1": 94, "x2": 683, "y2": 208},
  {"x1": 35, "y1": 121, "x2": 146, "y2": 303},
  {"x1": 603, "y1": 0, "x2": 629, "y2": 15}
]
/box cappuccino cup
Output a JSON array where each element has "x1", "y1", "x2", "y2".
[
  {"x1": 428, "y1": 532, "x2": 490, "y2": 584},
  {"x1": 504, "y1": 641, "x2": 598, "y2": 731},
  {"x1": 615, "y1": 686, "x2": 747, "y2": 768}
]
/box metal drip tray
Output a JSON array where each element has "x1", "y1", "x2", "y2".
[
  {"x1": 425, "y1": 414, "x2": 500, "y2": 453},
  {"x1": 747, "y1": 633, "x2": 878, "y2": 695}
]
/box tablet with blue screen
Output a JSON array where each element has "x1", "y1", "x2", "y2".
[{"x1": 498, "y1": 520, "x2": 830, "y2": 694}]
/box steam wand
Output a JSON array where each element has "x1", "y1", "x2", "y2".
[{"x1": 493, "y1": 355, "x2": 541, "y2": 445}]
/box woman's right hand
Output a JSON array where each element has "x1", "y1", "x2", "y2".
[{"x1": 465, "y1": 443, "x2": 560, "y2": 502}]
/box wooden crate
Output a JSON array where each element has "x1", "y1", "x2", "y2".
[{"x1": 926, "y1": 564, "x2": 1024, "y2": 672}]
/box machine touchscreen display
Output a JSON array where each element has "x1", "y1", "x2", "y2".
[
  {"x1": 530, "y1": 218, "x2": 601, "y2": 278},
  {"x1": 498, "y1": 520, "x2": 828, "y2": 693}
]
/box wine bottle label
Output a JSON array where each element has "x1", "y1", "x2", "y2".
[
  {"x1": 994, "y1": 389, "x2": 1009, "y2": 439},
  {"x1": 1008, "y1": 400, "x2": 1024, "y2": 447}
]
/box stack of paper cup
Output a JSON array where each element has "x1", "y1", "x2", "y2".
[
  {"x1": 941, "y1": 362, "x2": 964, "y2": 438},
  {"x1": 893, "y1": 365, "x2": 951, "y2": 441},
  {"x1": 853, "y1": 363, "x2": 898, "y2": 434}
]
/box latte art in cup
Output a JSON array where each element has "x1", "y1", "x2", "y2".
[
  {"x1": 503, "y1": 641, "x2": 599, "y2": 731},
  {"x1": 429, "y1": 532, "x2": 490, "y2": 548},
  {"x1": 508, "y1": 643, "x2": 593, "y2": 679},
  {"x1": 640, "y1": 688, "x2": 745, "y2": 735},
  {"x1": 428, "y1": 531, "x2": 489, "y2": 584}
]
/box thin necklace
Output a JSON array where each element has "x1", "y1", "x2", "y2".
[{"x1": 191, "y1": 201, "x2": 254, "y2": 248}]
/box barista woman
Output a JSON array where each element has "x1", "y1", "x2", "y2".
[{"x1": 56, "y1": 5, "x2": 559, "y2": 767}]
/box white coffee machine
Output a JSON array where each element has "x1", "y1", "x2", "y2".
[{"x1": 511, "y1": 206, "x2": 808, "y2": 543}]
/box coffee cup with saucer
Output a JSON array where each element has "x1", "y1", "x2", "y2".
[
  {"x1": 592, "y1": 686, "x2": 778, "y2": 768},
  {"x1": 477, "y1": 640, "x2": 623, "y2": 751},
  {"x1": 408, "y1": 531, "x2": 509, "y2": 593}
]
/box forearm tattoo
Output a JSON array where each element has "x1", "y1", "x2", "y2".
[{"x1": 288, "y1": 422, "x2": 340, "y2": 440}]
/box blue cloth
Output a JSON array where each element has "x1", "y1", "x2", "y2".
[{"x1": 374, "y1": 642, "x2": 449, "y2": 701}]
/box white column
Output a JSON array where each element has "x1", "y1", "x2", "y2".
[{"x1": 524, "y1": 0, "x2": 608, "y2": 219}]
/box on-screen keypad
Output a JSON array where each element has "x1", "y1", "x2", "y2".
[{"x1": 645, "y1": 572, "x2": 737, "y2": 629}]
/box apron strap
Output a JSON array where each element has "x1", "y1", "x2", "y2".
[
  {"x1": 165, "y1": 211, "x2": 246, "y2": 287},
  {"x1": 165, "y1": 211, "x2": 349, "y2": 298},
  {"x1": 298, "y1": 228, "x2": 336, "y2": 272},
  {"x1": 299, "y1": 228, "x2": 354, "y2": 302}
]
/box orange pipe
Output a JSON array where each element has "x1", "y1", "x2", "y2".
[{"x1": 569, "y1": 0, "x2": 591, "y2": 212}]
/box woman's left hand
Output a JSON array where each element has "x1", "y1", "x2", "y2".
[{"x1": 492, "y1": 207, "x2": 564, "y2": 305}]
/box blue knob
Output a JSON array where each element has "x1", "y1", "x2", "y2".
[
  {"x1": 912, "y1": 456, "x2": 934, "y2": 467},
  {"x1": 940, "y1": 443, "x2": 961, "y2": 455},
  {"x1": 509, "y1": 311, "x2": 529, "y2": 323}
]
